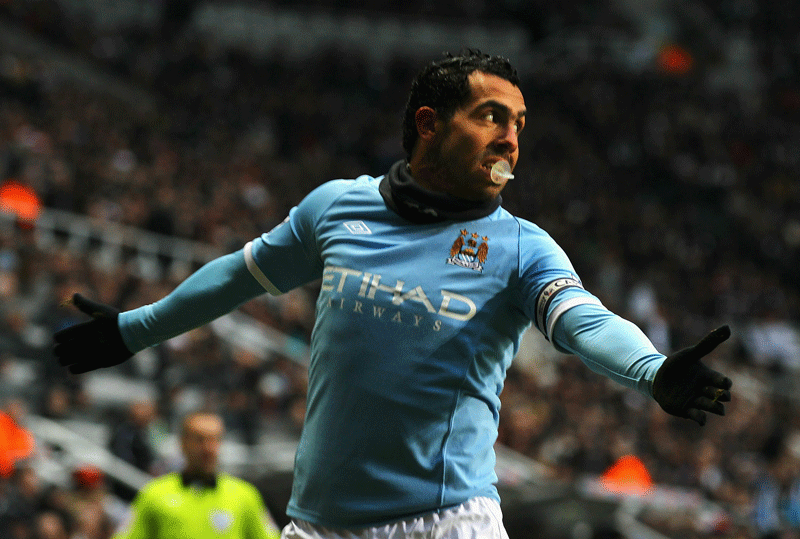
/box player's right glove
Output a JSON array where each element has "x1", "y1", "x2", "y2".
[
  {"x1": 652, "y1": 325, "x2": 733, "y2": 426},
  {"x1": 53, "y1": 293, "x2": 133, "y2": 374}
]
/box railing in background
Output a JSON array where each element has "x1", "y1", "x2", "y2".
[
  {"x1": 1, "y1": 208, "x2": 311, "y2": 365},
  {"x1": 33, "y1": 207, "x2": 221, "y2": 282}
]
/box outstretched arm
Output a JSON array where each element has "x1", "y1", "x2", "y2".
[
  {"x1": 54, "y1": 249, "x2": 265, "y2": 374},
  {"x1": 552, "y1": 302, "x2": 732, "y2": 425}
]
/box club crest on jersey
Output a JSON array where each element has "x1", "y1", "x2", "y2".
[
  {"x1": 446, "y1": 229, "x2": 488, "y2": 272},
  {"x1": 209, "y1": 509, "x2": 233, "y2": 532}
]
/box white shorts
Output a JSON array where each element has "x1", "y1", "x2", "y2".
[{"x1": 281, "y1": 497, "x2": 509, "y2": 539}]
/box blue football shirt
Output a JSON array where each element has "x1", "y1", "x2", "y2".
[
  {"x1": 119, "y1": 172, "x2": 664, "y2": 529},
  {"x1": 244, "y1": 175, "x2": 602, "y2": 527}
]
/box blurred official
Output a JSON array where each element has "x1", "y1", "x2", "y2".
[{"x1": 112, "y1": 412, "x2": 281, "y2": 539}]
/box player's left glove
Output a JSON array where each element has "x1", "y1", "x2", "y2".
[
  {"x1": 652, "y1": 325, "x2": 733, "y2": 426},
  {"x1": 53, "y1": 293, "x2": 133, "y2": 374}
]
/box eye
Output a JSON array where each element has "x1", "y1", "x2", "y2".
[{"x1": 484, "y1": 111, "x2": 495, "y2": 122}]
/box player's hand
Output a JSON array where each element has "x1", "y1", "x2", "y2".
[
  {"x1": 54, "y1": 293, "x2": 133, "y2": 374},
  {"x1": 652, "y1": 325, "x2": 733, "y2": 426}
]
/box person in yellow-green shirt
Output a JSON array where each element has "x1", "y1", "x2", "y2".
[{"x1": 112, "y1": 411, "x2": 281, "y2": 539}]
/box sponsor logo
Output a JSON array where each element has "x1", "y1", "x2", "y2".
[
  {"x1": 446, "y1": 229, "x2": 489, "y2": 272},
  {"x1": 321, "y1": 265, "x2": 478, "y2": 330}
]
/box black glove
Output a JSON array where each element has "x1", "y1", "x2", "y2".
[
  {"x1": 652, "y1": 325, "x2": 733, "y2": 426},
  {"x1": 53, "y1": 293, "x2": 133, "y2": 374}
]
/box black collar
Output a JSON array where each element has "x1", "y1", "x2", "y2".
[
  {"x1": 379, "y1": 160, "x2": 501, "y2": 223},
  {"x1": 180, "y1": 470, "x2": 217, "y2": 489}
]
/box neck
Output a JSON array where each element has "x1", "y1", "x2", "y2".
[
  {"x1": 408, "y1": 154, "x2": 452, "y2": 198},
  {"x1": 379, "y1": 160, "x2": 501, "y2": 223},
  {"x1": 181, "y1": 469, "x2": 217, "y2": 488},
  {"x1": 408, "y1": 152, "x2": 491, "y2": 203}
]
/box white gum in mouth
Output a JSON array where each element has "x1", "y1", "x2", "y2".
[{"x1": 490, "y1": 160, "x2": 514, "y2": 184}]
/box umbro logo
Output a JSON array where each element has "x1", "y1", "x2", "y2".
[{"x1": 343, "y1": 221, "x2": 372, "y2": 234}]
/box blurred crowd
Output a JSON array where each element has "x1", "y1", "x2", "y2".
[
  {"x1": 1, "y1": 1, "x2": 800, "y2": 538},
  {"x1": 0, "y1": 446, "x2": 127, "y2": 539}
]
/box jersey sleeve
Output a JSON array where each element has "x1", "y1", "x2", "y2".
[
  {"x1": 241, "y1": 483, "x2": 282, "y2": 539},
  {"x1": 516, "y1": 220, "x2": 602, "y2": 347},
  {"x1": 244, "y1": 180, "x2": 353, "y2": 294},
  {"x1": 111, "y1": 487, "x2": 154, "y2": 539},
  {"x1": 551, "y1": 301, "x2": 666, "y2": 396},
  {"x1": 118, "y1": 249, "x2": 265, "y2": 353}
]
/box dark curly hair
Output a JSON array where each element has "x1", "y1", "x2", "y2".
[{"x1": 402, "y1": 49, "x2": 521, "y2": 158}]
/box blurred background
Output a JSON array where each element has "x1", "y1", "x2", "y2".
[{"x1": 0, "y1": 0, "x2": 799, "y2": 538}]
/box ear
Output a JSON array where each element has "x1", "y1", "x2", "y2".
[{"x1": 415, "y1": 106, "x2": 439, "y2": 141}]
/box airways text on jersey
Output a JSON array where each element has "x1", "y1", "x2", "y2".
[{"x1": 321, "y1": 265, "x2": 478, "y2": 330}]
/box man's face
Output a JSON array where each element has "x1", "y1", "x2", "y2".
[
  {"x1": 181, "y1": 414, "x2": 223, "y2": 475},
  {"x1": 431, "y1": 71, "x2": 526, "y2": 201}
]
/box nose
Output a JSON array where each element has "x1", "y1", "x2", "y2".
[{"x1": 495, "y1": 123, "x2": 518, "y2": 155}]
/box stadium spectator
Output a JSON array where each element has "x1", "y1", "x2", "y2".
[
  {"x1": 0, "y1": 398, "x2": 35, "y2": 477},
  {"x1": 107, "y1": 399, "x2": 158, "y2": 502},
  {"x1": 66, "y1": 465, "x2": 125, "y2": 539}
]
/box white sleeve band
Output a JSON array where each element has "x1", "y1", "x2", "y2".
[
  {"x1": 546, "y1": 296, "x2": 603, "y2": 342},
  {"x1": 244, "y1": 241, "x2": 282, "y2": 295}
]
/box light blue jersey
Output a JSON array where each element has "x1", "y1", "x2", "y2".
[
  {"x1": 119, "y1": 173, "x2": 665, "y2": 529},
  {"x1": 245, "y1": 176, "x2": 614, "y2": 526}
]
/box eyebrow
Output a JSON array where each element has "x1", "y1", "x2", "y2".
[{"x1": 478, "y1": 100, "x2": 526, "y2": 120}]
